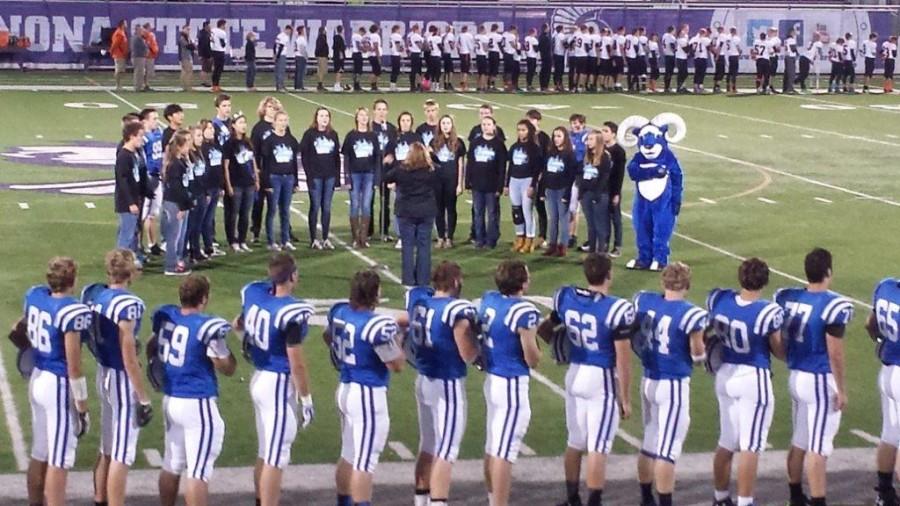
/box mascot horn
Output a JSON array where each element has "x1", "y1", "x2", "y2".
[{"x1": 617, "y1": 113, "x2": 687, "y2": 272}]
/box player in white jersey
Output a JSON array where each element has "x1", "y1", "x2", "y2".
[
  {"x1": 624, "y1": 28, "x2": 638, "y2": 92},
  {"x1": 487, "y1": 24, "x2": 503, "y2": 90},
  {"x1": 442, "y1": 26, "x2": 457, "y2": 91},
  {"x1": 691, "y1": 28, "x2": 712, "y2": 93},
  {"x1": 782, "y1": 28, "x2": 799, "y2": 94},
  {"x1": 540, "y1": 254, "x2": 635, "y2": 506},
  {"x1": 863, "y1": 32, "x2": 879, "y2": 92},
  {"x1": 661, "y1": 26, "x2": 677, "y2": 92},
  {"x1": 725, "y1": 27, "x2": 742, "y2": 93},
  {"x1": 365, "y1": 25, "x2": 382, "y2": 92},
  {"x1": 87, "y1": 250, "x2": 153, "y2": 506},
  {"x1": 584, "y1": 26, "x2": 598, "y2": 92},
  {"x1": 552, "y1": 25, "x2": 568, "y2": 91},
  {"x1": 884, "y1": 36, "x2": 898, "y2": 93},
  {"x1": 797, "y1": 31, "x2": 822, "y2": 92},
  {"x1": 524, "y1": 28, "x2": 540, "y2": 91},
  {"x1": 458, "y1": 25, "x2": 475, "y2": 91},
  {"x1": 407, "y1": 25, "x2": 425, "y2": 91},
  {"x1": 612, "y1": 26, "x2": 626, "y2": 90},
  {"x1": 637, "y1": 27, "x2": 649, "y2": 88},
  {"x1": 753, "y1": 32, "x2": 772, "y2": 94},
  {"x1": 776, "y1": 248, "x2": 853, "y2": 506},
  {"x1": 501, "y1": 27, "x2": 521, "y2": 92},
  {"x1": 766, "y1": 27, "x2": 781, "y2": 93},
  {"x1": 388, "y1": 25, "x2": 404, "y2": 91},
  {"x1": 708, "y1": 258, "x2": 785, "y2": 506},
  {"x1": 674, "y1": 24, "x2": 690, "y2": 92},
  {"x1": 569, "y1": 26, "x2": 587, "y2": 92},
  {"x1": 712, "y1": 26, "x2": 727, "y2": 93},
  {"x1": 842, "y1": 33, "x2": 857, "y2": 92},
  {"x1": 827, "y1": 37, "x2": 845, "y2": 93},
  {"x1": 16, "y1": 257, "x2": 92, "y2": 506},
  {"x1": 475, "y1": 26, "x2": 491, "y2": 91}
]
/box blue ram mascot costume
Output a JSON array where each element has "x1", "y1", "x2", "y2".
[{"x1": 617, "y1": 113, "x2": 687, "y2": 272}]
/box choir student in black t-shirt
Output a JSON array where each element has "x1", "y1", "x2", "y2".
[
  {"x1": 114, "y1": 121, "x2": 145, "y2": 262},
  {"x1": 185, "y1": 125, "x2": 210, "y2": 263},
  {"x1": 505, "y1": 119, "x2": 543, "y2": 254},
  {"x1": 222, "y1": 114, "x2": 260, "y2": 253},
  {"x1": 299, "y1": 107, "x2": 340, "y2": 250},
  {"x1": 260, "y1": 111, "x2": 300, "y2": 251},
  {"x1": 342, "y1": 107, "x2": 381, "y2": 249},
  {"x1": 466, "y1": 116, "x2": 507, "y2": 249},
  {"x1": 430, "y1": 115, "x2": 466, "y2": 249},
  {"x1": 199, "y1": 120, "x2": 226, "y2": 257},
  {"x1": 161, "y1": 130, "x2": 195, "y2": 276}
]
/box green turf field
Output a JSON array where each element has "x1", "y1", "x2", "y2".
[{"x1": 0, "y1": 70, "x2": 898, "y2": 474}]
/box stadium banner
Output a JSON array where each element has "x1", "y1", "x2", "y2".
[{"x1": 0, "y1": 2, "x2": 894, "y2": 71}]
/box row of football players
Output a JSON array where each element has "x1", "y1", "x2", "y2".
[{"x1": 18, "y1": 245, "x2": 900, "y2": 506}]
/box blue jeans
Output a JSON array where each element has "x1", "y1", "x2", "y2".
[
  {"x1": 163, "y1": 201, "x2": 188, "y2": 271},
  {"x1": 398, "y1": 216, "x2": 434, "y2": 286},
  {"x1": 274, "y1": 56, "x2": 286, "y2": 89},
  {"x1": 202, "y1": 189, "x2": 219, "y2": 251},
  {"x1": 308, "y1": 176, "x2": 335, "y2": 242},
  {"x1": 187, "y1": 194, "x2": 209, "y2": 259},
  {"x1": 349, "y1": 172, "x2": 375, "y2": 219},
  {"x1": 545, "y1": 188, "x2": 570, "y2": 246},
  {"x1": 294, "y1": 57, "x2": 307, "y2": 89},
  {"x1": 580, "y1": 190, "x2": 610, "y2": 253},
  {"x1": 267, "y1": 174, "x2": 296, "y2": 245},
  {"x1": 116, "y1": 212, "x2": 139, "y2": 252},
  {"x1": 472, "y1": 190, "x2": 499, "y2": 248}
]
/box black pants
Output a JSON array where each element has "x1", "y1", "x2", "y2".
[
  {"x1": 769, "y1": 57, "x2": 779, "y2": 83},
  {"x1": 435, "y1": 175, "x2": 458, "y2": 240},
  {"x1": 526, "y1": 57, "x2": 537, "y2": 88},
  {"x1": 757, "y1": 58, "x2": 771, "y2": 90},
  {"x1": 534, "y1": 192, "x2": 547, "y2": 239},
  {"x1": 676, "y1": 58, "x2": 689, "y2": 89},
  {"x1": 251, "y1": 187, "x2": 272, "y2": 238},
  {"x1": 728, "y1": 56, "x2": 739, "y2": 85},
  {"x1": 390, "y1": 55, "x2": 401, "y2": 84},
  {"x1": 539, "y1": 56, "x2": 551, "y2": 89},
  {"x1": 606, "y1": 200, "x2": 622, "y2": 249},
  {"x1": 367, "y1": 183, "x2": 392, "y2": 237},
  {"x1": 693, "y1": 58, "x2": 708, "y2": 86},
  {"x1": 886, "y1": 59, "x2": 895, "y2": 79},
  {"x1": 664, "y1": 55, "x2": 675, "y2": 89},
  {"x1": 510, "y1": 59, "x2": 521, "y2": 89},
  {"x1": 797, "y1": 57, "x2": 811, "y2": 89},
  {"x1": 553, "y1": 55, "x2": 565, "y2": 86},
  {"x1": 212, "y1": 52, "x2": 225, "y2": 86},
  {"x1": 626, "y1": 57, "x2": 639, "y2": 90},
  {"x1": 714, "y1": 56, "x2": 726, "y2": 82},
  {"x1": 223, "y1": 191, "x2": 235, "y2": 244},
  {"x1": 428, "y1": 56, "x2": 442, "y2": 83},
  {"x1": 410, "y1": 53, "x2": 422, "y2": 90},
  {"x1": 844, "y1": 61, "x2": 855, "y2": 84}
]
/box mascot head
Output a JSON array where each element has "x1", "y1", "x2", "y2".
[{"x1": 616, "y1": 113, "x2": 687, "y2": 160}]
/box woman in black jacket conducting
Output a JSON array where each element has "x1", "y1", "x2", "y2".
[{"x1": 383, "y1": 142, "x2": 438, "y2": 287}]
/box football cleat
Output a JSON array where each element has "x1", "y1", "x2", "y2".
[
  {"x1": 626, "y1": 259, "x2": 649, "y2": 270},
  {"x1": 713, "y1": 498, "x2": 735, "y2": 506},
  {"x1": 649, "y1": 260, "x2": 663, "y2": 272}
]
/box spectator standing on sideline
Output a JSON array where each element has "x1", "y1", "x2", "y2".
[
  {"x1": 315, "y1": 26, "x2": 329, "y2": 91},
  {"x1": 198, "y1": 21, "x2": 213, "y2": 87},
  {"x1": 602, "y1": 121, "x2": 625, "y2": 257},
  {"x1": 211, "y1": 19, "x2": 230, "y2": 93},
  {"x1": 538, "y1": 23, "x2": 552, "y2": 92},
  {"x1": 142, "y1": 23, "x2": 158, "y2": 91},
  {"x1": 115, "y1": 122, "x2": 145, "y2": 263},
  {"x1": 384, "y1": 142, "x2": 437, "y2": 287},
  {"x1": 245, "y1": 31, "x2": 258, "y2": 91},
  {"x1": 177, "y1": 24, "x2": 195, "y2": 91},
  {"x1": 332, "y1": 26, "x2": 347, "y2": 91},
  {"x1": 294, "y1": 26, "x2": 308, "y2": 90},
  {"x1": 110, "y1": 20, "x2": 129, "y2": 91},
  {"x1": 274, "y1": 25, "x2": 293, "y2": 92},
  {"x1": 130, "y1": 25, "x2": 147, "y2": 92}
]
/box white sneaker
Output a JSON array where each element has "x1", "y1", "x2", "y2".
[
  {"x1": 160, "y1": 242, "x2": 167, "y2": 253},
  {"x1": 332, "y1": 83, "x2": 342, "y2": 92},
  {"x1": 267, "y1": 244, "x2": 282, "y2": 252},
  {"x1": 231, "y1": 243, "x2": 242, "y2": 253},
  {"x1": 240, "y1": 243, "x2": 253, "y2": 252},
  {"x1": 394, "y1": 239, "x2": 402, "y2": 250},
  {"x1": 311, "y1": 239, "x2": 323, "y2": 250},
  {"x1": 210, "y1": 247, "x2": 227, "y2": 257},
  {"x1": 282, "y1": 242, "x2": 296, "y2": 251},
  {"x1": 322, "y1": 239, "x2": 335, "y2": 250}
]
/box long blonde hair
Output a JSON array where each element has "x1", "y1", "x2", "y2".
[
  {"x1": 163, "y1": 129, "x2": 192, "y2": 180},
  {"x1": 402, "y1": 142, "x2": 433, "y2": 172},
  {"x1": 585, "y1": 131, "x2": 609, "y2": 168}
]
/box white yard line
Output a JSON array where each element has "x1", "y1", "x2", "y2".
[
  {"x1": 850, "y1": 429, "x2": 881, "y2": 446},
  {"x1": 757, "y1": 197, "x2": 777, "y2": 204},
  {"x1": 699, "y1": 198, "x2": 717, "y2": 205},
  {"x1": 455, "y1": 93, "x2": 900, "y2": 209},
  {"x1": 17, "y1": 202, "x2": 29, "y2": 210},
  {"x1": 618, "y1": 93, "x2": 900, "y2": 148},
  {"x1": 0, "y1": 346, "x2": 28, "y2": 471},
  {"x1": 814, "y1": 197, "x2": 833, "y2": 204},
  {"x1": 519, "y1": 443, "x2": 536, "y2": 456},
  {"x1": 387, "y1": 441, "x2": 416, "y2": 460},
  {"x1": 779, "y1": 93, "x2": 900, "y2": 115}
]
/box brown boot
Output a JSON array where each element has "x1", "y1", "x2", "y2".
[
  {"x1": 542, "y1": 244, "x2": 557, "y2": 257},
  {"x1": 359, "y1": 218, "x2": 370, "y2": 248},
  {"x1": 511, "y1": 235, "x2": 525, "y2": 252},
  {"x1": 520, "y1": 237, "x2": 534, "y2": 253},
  {"x1": 555, "y1": 246, "x2": 567, "y2": 257},
  {"x1": 349, "y1": 217, "x2": 359, "y2": 248}
]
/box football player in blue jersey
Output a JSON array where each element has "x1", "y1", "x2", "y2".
[
  {"x1": 326, "y1": 270, "x2": 406, "y2": 506},
  {"x1": 153, "y1": 275, "x2": 237, "y2": 506},
  {"x1": 776, "y1": 248, "x2": 853, "y2": 506},
  {"x1": 406, "y1": 261, "x2": 480, "y2": 506},
  {"x1": 707, "y1": 258, "x2": 785, "y2": 506},
  {"x1": 140, "y1": 107, "x2": 166, "y2": 256},
  {"x1": 540, "y1": 253, "x2": 635, "y2": 506},
  {"x1": 479, "y1": 259, "x2": 542, "y2": 506},
  {"x1": 17, "y1": 257, "x2": 92, "y2": 506},
  {"x1": 869, "y1": 276, "x2": 900, "y2": 506},
  {"x1": 236, "y1": 253, "x2": 316, "y2": 506},
  {"x1": 633, "y1": 262, "x2": 707, "y2": 506},
  {"x1": 88, "y1": 249, "x2": 154, "y2": 506}
]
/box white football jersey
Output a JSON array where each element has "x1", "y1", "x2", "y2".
[
  {"x1": 784, "y1": 36, "x2": 797, "y2": 58},
  {"x1": 474, "y1": 34, "x2": 489, "y2": 56},
  {"x1": 675, "y1": 34, "x2": 689, "y2": 59},
  {"x1": 662, "y1": 32, "x2": 677, "y2": 56},
  {"x1": 864, "y1": 40, "x2": 878, "y2": 58},
  {"x1": 524, "y1": 35, "x2": 539, "y2": 58},
  {"x1": 458, "y1": 32, "x2": 474, "y2": 55},
  {"x1": 407, "y1": 32, "x2": 424, "y2": 54},
  {"x1": 389, "y1": 33, "x2": 404, "y2": 56},
  {"x1": 624, "y1": 34, "x2": 637, "y2": 58},
  {"x1": 488, "y1": 32, "x2": 503, "y2": 54}
]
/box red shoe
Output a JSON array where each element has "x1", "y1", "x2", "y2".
[
  {"x1": 555, "y1": 246, "x2": 567, "y2": 257},
  {"x1": 542, "y1": 244, "x2": 557, "y2": 257}
]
